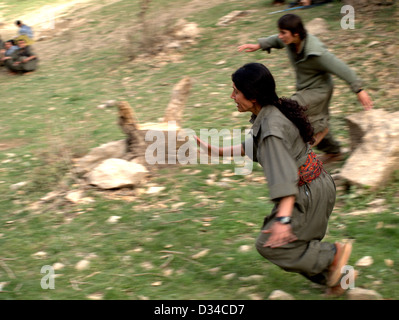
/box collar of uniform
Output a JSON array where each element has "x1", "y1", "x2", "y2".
[
  {"x1": 292, "y1": 34, "x2": 324, "y2": 63},
  {"x1": 249, "y1": 105, "x2": 274, "y2": 137}
]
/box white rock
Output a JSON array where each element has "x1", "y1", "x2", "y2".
[
  {"x1": 174, "y1": 21, "x2": 200, "y2": 39},
  {"x1": 341, "y1": 110, "x2": 399, "y2": 190},
  {"x1": 10, "y1": 181, "x2": 28, "y2": 190},
  {"x1": 146, "y1": 186, "x2": 165, "y2": 194},
  {"x1": 87, "y1": 292, "x2": 104, "y2": 300},
  {"x1": 355, "y1": 256, "x2": 374, "y2": 267},
  {"x1": 53, "y1": 262, "x2": 65, "y2": 271},
  {"x1": 367, "y1": 41, "x2": 380, "y2": 47},
  {"x1": 238, "y1": 275, "x2": 264, "y2": 281},
  {"x1": 88, "y1": 158, "x2": 148, "y2": 189},
  {"x1": 238, "y1": 245, "x2": 252, "y2": 253},
  {"x1": 65, "y1": 190, "x2": 84, "y2": 203},
  {"x1": 0, "y1": 282, "x2": 9, "y2": 292},
  {"x1": 32, "y1": 251, "x2": 47, "y2": 259},
  {"x1": 192, "y1": 249, "x2": 210, "y2": 259},
  {"x1": 384, "y1": 259, "x2": 394, "y2": 267},
  {"x1": 75, "y1": 259, "x2": 90, "y2": 271},
  {"x1": 40, "y1": 191, "x2": 60, "y2": 202},
  {"x1": 347, "y1": 288, "x2": 383, "y2": 300},
  {"x1": 216, "y1": 10, "x2": 252, "y2": 27},
  {"x1": 268, "y1": 290, "x2": 295, "y2": 300},
  {"x1": 222, "y1": 273, "x2": 236, "y2": 280},
  {"x1": 248, "y1": 293, "x2": 263, "y2": 300},
  {"x1": 306, "y1": 18, "x2": 329, "y2": 35},
  {"x1": 106, "y1": 216, "x2": 121, "y2": 224}
]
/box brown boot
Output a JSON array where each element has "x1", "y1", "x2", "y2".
[{"x1": 326, "y1": 242, "x2": 352, "y2": 287}]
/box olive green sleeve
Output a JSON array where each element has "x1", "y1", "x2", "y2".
[
  {"x1": 313, "y1": 50, "x2": 362, "y2": 93},
  {"x1": 257, "y1": 135, "x2": 299, "y2": 201},
  {"x1": 258, "y1": 34, "x2": 285, "y2": 53},
  {"x1": 242, "y1": 136, "x2": 258, "y2": 163}
]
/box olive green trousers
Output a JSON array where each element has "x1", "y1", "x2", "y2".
[{"x1": 256, "y1": 171, "x2": 337, "y2": 285}]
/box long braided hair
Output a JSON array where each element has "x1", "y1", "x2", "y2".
[{"x1": 232, "y1": 63, "x2": 315, "y2": 145}]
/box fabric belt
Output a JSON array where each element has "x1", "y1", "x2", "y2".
[{"x1": 298, "y1": 151, "x2": 324, "y2": 186}]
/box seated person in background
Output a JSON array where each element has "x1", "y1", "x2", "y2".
[
  {"x1": 0, "y1": 40, "x2": 19, "y2": 66},
  {"x1": 15, "y1": 20, "x2": 34, "y2": 45},
  {"x1": 4, "y1": 39, "x2": 38, "y2": 74}
]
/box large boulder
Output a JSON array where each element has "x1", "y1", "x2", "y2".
[
  {"x1": 87, "y1": 158, "x2": 148, "y2": 189},
  {"x1": 74, "y1": 140, "x2": 126, "y2": 175},
  {"x1": 306, "y1": 18, "x2": 329, "y2": 36},
  {"x1": 340, "y1": 109, "x2": 399, "y2": 189}
]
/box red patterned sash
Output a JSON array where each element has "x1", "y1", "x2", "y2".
[{"x1": 298, "y1": 151, "x2": 324, "y2": 186}]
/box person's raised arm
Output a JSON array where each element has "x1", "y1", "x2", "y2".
[
  {"x1": 237, "y1": 43, "x2": 261, "y2": 52},
  {"x1": 315, "y1": 51, "x2": 374, "y2": 111}
]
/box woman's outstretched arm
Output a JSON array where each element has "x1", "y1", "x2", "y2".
[{"x1": 194, "y1": 135, "x2": 245, "y2": 157}]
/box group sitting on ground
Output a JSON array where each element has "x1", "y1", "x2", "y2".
[{"x1": 0, "y1": 20, "x2": 38, "y2": 75}]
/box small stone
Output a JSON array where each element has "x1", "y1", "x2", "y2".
[
  {"x1": 347, "y1": 288, "x2": 383, "y2": 300},
  {"x1": 367, "y1": 41, "x2": 379, "y2": 47},
  {"x1": 355, "y1": 256, "x2": 374, "y2": 267},
  {"x1": 146, "y1": 186, "x2": 165, "y2": 194},
  {"x1": 10, "y1": 181, "x2": 28, "y2": 190},
  {"x1": 140, "y1": 262, "x2": 154, "y2": 270},
  {"x1": 192, "y1": 249, "x2": 210, "y2": 259},
  {"x1": 87, "y1": 292, "x2": 104, "y2": 300},
  {"x1": 248, "y1": 293, "x2": 263, "y2": 300},
  {"x1": 53, "y1": 262, "x2": 65, "y2": 271},
  {"x1": 238, "y1": 245, "x2": 252, "y2": 253},
  {"x1": 106, "y1": 216, "x2": 121, "y2": 224},
  {"x1": 384, "y1": 259, "x2": 394, "y2": 267},
  {"x1": 75, "y1": 259, "x2": 90, "y2": 271},
  {"x1": 65, "y1": 190, "x2": 84, "y2": 204},
  {"x1": 268, "y1": 290, "x2": 295, "y2": 300},
  {"x1": 0, "y1": 282, "x2": 9, "y2": 292},
  {"x1": 40, "y1": 191, "x2": 60, "y2": 202},
  {"x1": 238, "y1": 275, "x2": 264, "y2": 281},
  {"x1": 208, "y1": 267, "x2": 221, "y2": 275},
  {"x1": 32, "y1": 251, "x2": 47, "y2": 259},
  {"x1": 222, "y1": 273, "x2": 236, "y2": 280}
]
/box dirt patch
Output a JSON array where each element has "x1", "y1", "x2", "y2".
[
  {"x1": 0, "y1": 139, "x2": 28, "y2": 151},
  {"x1": 2, "y1": 0, "x2": 230, "y2": 62}
]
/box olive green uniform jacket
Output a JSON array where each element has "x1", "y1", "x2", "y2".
[
  {"x1": 243, "y1": 105, "x2": 337, "y2": 284},
  {"x1": 258, "y1": 34, "x2": 362, "y2": 153}
]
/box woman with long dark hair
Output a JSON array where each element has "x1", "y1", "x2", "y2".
[
  {"x1": 195, "y1": 63, "x2": 352, "y2": 295},
  {"x1": 238, "y1": 14, "x2": 373, "y2": 164}
]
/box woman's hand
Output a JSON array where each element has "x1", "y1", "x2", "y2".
[
  {"x1": 263, "y1": 222, "x2": 297, "y2": 248},
  {"x1": 357, "y1": 90, "x2": 373, "y2": 110},
  {"x1": 194, "y1": 135, "x2": 212, "y2": 156},
  {"x1": 237, "y1": 44, "x2": 261, "y2": 52}
]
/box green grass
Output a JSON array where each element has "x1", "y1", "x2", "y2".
[{"x1": 0, "y1": 0, "x2": 398, "y2": 300}]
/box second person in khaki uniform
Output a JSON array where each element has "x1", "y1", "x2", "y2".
[{"x1": 238, "y1": 14, "x2": 373, "y2": 163}]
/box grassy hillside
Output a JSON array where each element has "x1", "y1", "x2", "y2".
[{"x1": 0, "y1": 0, "x2": 398, "y2": 300}]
